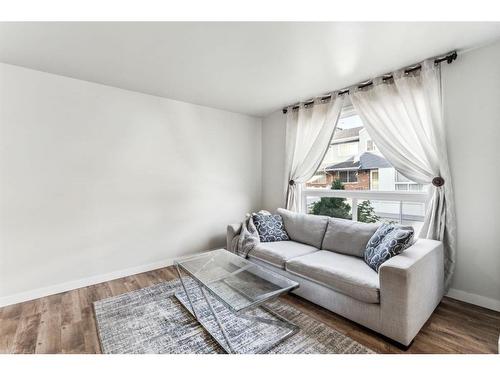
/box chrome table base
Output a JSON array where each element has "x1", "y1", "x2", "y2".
[{"x1": 174, "y1": 265, "x2": 299, "y2": 354}]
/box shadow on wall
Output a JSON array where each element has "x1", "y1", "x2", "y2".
[{"x1": 207, "y1": 233, "x2": 227, "y2": 251}]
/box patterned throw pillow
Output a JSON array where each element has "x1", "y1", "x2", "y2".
[
  {"x1": 364, "y1": 223, "x2": 414, "y2": 272},
  {"x1": 252, "y1": 214, "x2": 289, "y2": 243}
]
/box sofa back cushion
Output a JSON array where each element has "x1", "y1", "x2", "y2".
[
  {"x1": 276, "y1": 208, "x2": 328, "y2": 249},
  {"x1": 322, "y1": 217, "x2": 379, "y2": 257}
]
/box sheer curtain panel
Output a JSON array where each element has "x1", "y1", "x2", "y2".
[
  {"x1": 351, "y1": 59, "x2": 456, "y2": 289},
  {"x1": 284, "y1": 95, "x2": 344, "y2": 212}
]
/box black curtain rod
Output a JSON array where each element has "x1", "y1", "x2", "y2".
[{"x1": 282, "y1": 51, "x2": 457, "y2": 114}]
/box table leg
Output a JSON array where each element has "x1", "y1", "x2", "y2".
[
  {"x1": 199, "y1": 285, "x2": 236, "y2": 353},
  {"x1": 174, "y1": 271, "x2": 299, "y2": 354},
  {"x1": 175, "y1": 264, "x2": 199, "y2": 320}
]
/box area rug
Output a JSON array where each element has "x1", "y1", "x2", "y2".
[{"x1": 93, "y1": 279, "x2": 373, "y2": 354}]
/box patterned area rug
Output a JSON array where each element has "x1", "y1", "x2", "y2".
[{"x1": 93, "y1": 279, "x2": 373, "y2": 354}]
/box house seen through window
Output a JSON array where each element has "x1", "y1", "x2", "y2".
[{"x1": 306, "y1": 103, "x2": 428, "y2": 232}]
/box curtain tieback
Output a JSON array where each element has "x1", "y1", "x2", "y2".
[
  {"x1": 289, "y1": 180, "x2": 295, "y2": 186},
  {"x1": 432, "y1": 176, "x2": 445, "y2": 187}
]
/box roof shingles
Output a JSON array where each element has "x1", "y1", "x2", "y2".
[{"x1": 325, "y1": 152, "x2": 392, "y2": 171}]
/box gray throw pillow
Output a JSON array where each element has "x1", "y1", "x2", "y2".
[
  {"x1": 364, "y1": 223, "x2": 414, "y2": 272},
  {"x1": 252, "y1": 213, "x2": 289, "y2": 243}
]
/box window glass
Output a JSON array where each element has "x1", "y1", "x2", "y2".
[
  {"x1": 395, "y1": 171, "x2": 411, "y2": 182},
  {"x1": 409, "y1": 184, "x2": 423, "y2": 191},
  {"x1": 402, "y1": 202, "x2": 426, "y2": 233},
  {"x1": 339, "y1": 171, "x2": 348, "y2": 183},
  {"x1": 307, "y1": 196, "x2": 354, "y2": 220},
  {"x1": 305, "y1": 103, "x2": 428, "y2": 225},
  {"x1": 308, "y1": 171, "x2": 328, "y2": 187},
  {"x1": 366, "y1": 140, "x2": 376, "y2": 151},
  {"x1": 306, "y1": 105, "x2": 424, "y2": 192},
  {"x1": 371, "y1": 170, "x2": 379, "y2": 190},
  {"x1": 348, "y1": 170, "x2": 358, "y2": 183}
]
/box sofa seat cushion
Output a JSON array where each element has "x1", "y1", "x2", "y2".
[
  {"x1": 248, "y1": 241, "x2": 318, "y2": 269},
  {"x1": 277, "y1": 208, "x2": 329, "y2": 249},
  {"x1": 322, "y1": 217, "x2": 380, "y2": 257},
  {"x1": 286, "y1": 250, "x2": 380, "y2": 303}
]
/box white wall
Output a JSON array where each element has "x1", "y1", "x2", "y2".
[
  {"x1": 442, "y1": 40, "x2": 500, "y2": 310},
  {"x1": 261, "y1": 110, "x2": 286, "y2": 211},
  {"x1": 261, "y1": 40, "x2": 500, "y2": 311},
  {"x1": 378, "y1": 168, "x2": 396, "y2": 191},
  {"x1": 0, "y1": 63, "x2": 262, "y2": 305}
]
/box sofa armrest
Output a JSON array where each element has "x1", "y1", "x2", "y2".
[
  {"x1": 226, "y1": 223, "x2": 242, "y2": 251},
  {"x1": 379, "y1": 239, "x2": 444, "y2": 345}
]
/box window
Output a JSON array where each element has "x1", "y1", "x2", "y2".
[
  {"x1": 395, "y1": 171, "x2": 411, "y2": 182},
  {"x1": 333, "y1": 170, "x2": 357, "y2": 183},
  {"x1": 370, "y1": 170, "x2": 379, "y2": 190},
  {"x1": 305, "y1": 102, "x2": 428, "y2": 229},
  {"x1": 394, "y1": 171, "x2": 424, "y2": 191},
  {"x1": 308, "y1": 170, "x2": 328, "y2": 187},
  {"x1": 366, "y1": 140, "x2": 376, "y2": 151},
  {"x1": 409, "y1": 184, "x2": 424, "y2": 191},
  {"x1": 307, "y1": 106, "x2": 425, "y2": 193}
]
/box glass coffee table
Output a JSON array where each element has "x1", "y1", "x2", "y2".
[{"x1": 174, "y1": 249, "x2": 300, "y2": 354}]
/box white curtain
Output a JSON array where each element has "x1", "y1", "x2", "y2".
[
  {"x1": 284, "y1": 95, "x2": 345, "y2": 212},
  {"x1": 351, "y1": 59, "x2": 456, "y2": 289}
]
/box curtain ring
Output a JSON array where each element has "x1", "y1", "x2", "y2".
[
  {"x1": 289, "y1": 180, "x2": 295, "y2": 186},
  {"x1": 432, "y1": 177, "x2": 445, "y2": 187}
]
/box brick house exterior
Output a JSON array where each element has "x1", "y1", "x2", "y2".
[
  {"x1": 306, "y1": 126, "x2": 391, "y2": 190},
  {"x1": 344, "y1": 170, "x2": 370, "y2": 190},
  {"x1": 314, "y1": 170, "x2": 371, "y2": 190}
]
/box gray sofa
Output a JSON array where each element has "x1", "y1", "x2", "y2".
[{"x1": 227, "y1": 208, "x2": 444, "y2": 346}]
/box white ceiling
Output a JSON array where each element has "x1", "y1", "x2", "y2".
[{"x1": 1, "y1": 22, "x2": 500, "y2": 117}]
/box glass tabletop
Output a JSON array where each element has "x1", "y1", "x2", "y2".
[{"x1": 174, "y1": 249, "x2": 299, "y2": 312}]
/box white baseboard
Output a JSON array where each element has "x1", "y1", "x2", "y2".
[
  {"x1": 447, "y1": 288, "x2": 500, "y2": 312},
  {"x1": 3, "y1": 256, "x2": 500, "y2": 314},
  {"x1": 0, "y1": 258, "x2": 174, "y2": 308}
]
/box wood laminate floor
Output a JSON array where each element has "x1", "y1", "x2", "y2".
[{"x1": 1, "y1": 265, "x2": 499, "y2": 354}]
